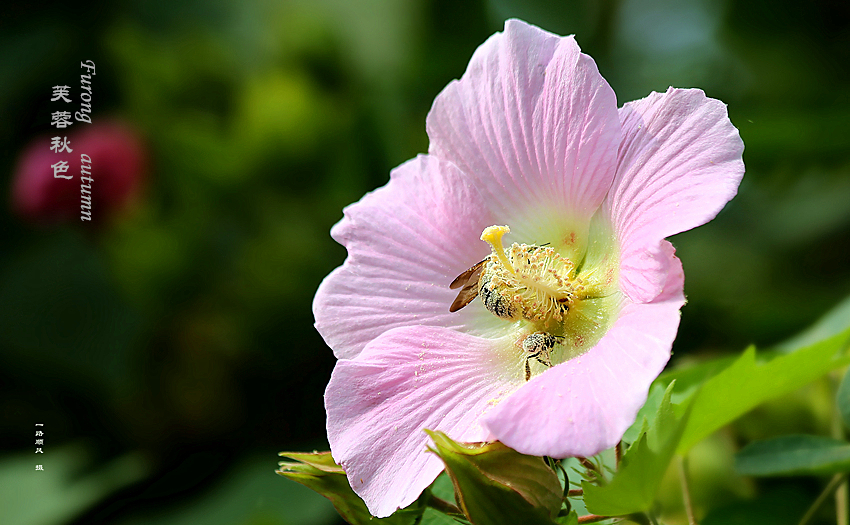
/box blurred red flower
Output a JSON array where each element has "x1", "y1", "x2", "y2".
[{"x1": 12, "y1": 120, "x2": 147, "y2": 224}]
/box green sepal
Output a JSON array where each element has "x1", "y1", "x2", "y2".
[
  {"x1": 583, "y1": 382, "x2": 690, "y2": 516},
  {"x1": 277, "y1": 451, "x2": 426, "y2": 524},
  {"x1": 425, "y1": 430, "x2": 562, "y2": 525},
  {"x1": 736, "y1": 434, "x2": 850, "y2": 477}
]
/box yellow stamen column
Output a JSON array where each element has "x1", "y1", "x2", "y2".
[{"x1": 480, "y1": 225, "x2": 515, "y2": 274}]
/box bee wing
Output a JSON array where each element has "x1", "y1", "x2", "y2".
[
  {"x1": 449, "y1": 259, "x2": 486, "y2": 289},
  {"x1": 450, "y1": 283, "x2": 480, "y2": 312},
  {"x1": 449, "y1": 259, "x2": 485, "y2": 313}
]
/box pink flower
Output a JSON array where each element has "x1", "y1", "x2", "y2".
[
  {"x1": 316, "y1": 19, "x2": 744, "y2": 517},
  {"x1": 12, "y1": 120, "x2": 146, "y2": 224}
]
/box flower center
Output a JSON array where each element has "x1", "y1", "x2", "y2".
[
  {"x1": 479, "y1": 225, "x2": 610, "y2": 326},
  {"x1": 477, "y1": 224, "x2": 620, "y2": 375}
]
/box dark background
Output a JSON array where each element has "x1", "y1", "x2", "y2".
[{"x1": 1, "y1": 0, "x2": 848, "y2": 523}]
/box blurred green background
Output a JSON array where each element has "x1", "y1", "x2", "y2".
[{"x1": 0, "y1": 0, "x2": 848, "y2": 524}]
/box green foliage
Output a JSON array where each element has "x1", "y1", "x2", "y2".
[
  {"x1": 677, "y1": 328, "x2": 850, "y2": 453},
  {"x1": 0, "y1": 446, "x2": 148, "y2": 525},
  {"x1": 700, "y1": 486, "x2": 809, "y2": 525},
  {"x1": 583, "y1": 383, "x2": 688, "y2": 516},
  {"x1": 554, "y1": 511, "x2": 579, "y2": 524},
  {"x1": 735, "y1": 434, "x2": 850, "y2": 477},
  {"x1": 838, "y1": 366, "x2": 850, "y2": 430},
  {"x1": 621, "y1": 382, "x2": 667, "y2": 445},
  {"x1": 121, "y1": 455, "x2": 338, "y2": 525},
  {"x1": 277, "y1": 452, "x2": 425, "y2": 525},
  {"x1": 426, "y1": 431, "x2": 562, "y2": 525},
  {"x1": 585, "y1": 328, "x2": 850, "y2": 518},
  {"x1": 421, "y1": 473, "x2": 467, "y2": 525},
  {"x1": 421, "y1": 509, "x2": 467, "y2": 525},
  {"x1": 777, "y1": 295, "x2": 850, "y2": 353},
  {"x1": 430, "y1": 471, "x2": 459, "y2": 503}
]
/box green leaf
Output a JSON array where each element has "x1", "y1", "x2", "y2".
[
  {"x1": 421, "y1": 508, "x2": 469, "y2": 525},
  {"x1": 277, "y1": 451, "x2": 425, "y2": 525},
  {"x1": 777, "y1": 294, "x2": 850, "y2": 352},
  {"x1": 655, "y1": 354, "x2": 737, "y2": 400},
  {"x1": 430, "y1": 471, "x2": 459, "y2": 504},
  {"x1": 422, "y1": 473, "x2": 469, "y2": 524},
  {"x1": 736, "y1": 434, "x2": 850, "y2": 477},
  {"x1": 114, "y1": 454, "x2": 338, "y2": 525},
  {"x1": 554, "y1": 510, "x2": 579, "y2": 524},
  {"x1": 426, "y1": 431, "x2": 561, "y2": 525},
  {"x1": 677, "y1": 328, "x2": 850, "y2": 454},
  {"x1": 0, "y1": 445, "x2": 149, "y2": 525},
  {"x1": 583, "y1": 383, "x2": 689, "y2": 516},
  {"x1": 700, "y1": 485, "x2": 809, "y2": 525},
  {"x1": 621, "y1": 382, "x2": 666, "y2": 445},
  {"x1": 838, "y1": 366, "x2": 850, "y2": 430},
  {"x1": 583, "y1": 326, "x2": 850, "y2": 517}
]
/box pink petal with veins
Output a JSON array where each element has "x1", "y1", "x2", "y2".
[
  {"x1": 427, "y1": 19, "x2": 620, "y2": 230},
  {"x1": 313, "y1": 154, "x2": 501, "y2": 360},
  {"x1": 606, "y1": 88, "x2": 744, "y2": 303},
  {"x1": 326, "y1": 326, "x2": 522, "y2": 517}
]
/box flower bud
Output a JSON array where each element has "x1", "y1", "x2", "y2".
[
  {"x1": 426, "y1": 430, "x2": 562, "y2": 524},
  {"x1": 277, "y1": 451, "x2": 426, "y2": 524}
]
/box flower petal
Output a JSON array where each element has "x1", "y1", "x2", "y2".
[
  {"x1": 483, "y1": 241, "x2": 684, "y2": 458},
  {"x1": 314, "y1": 154, "x2": 505, "y2": 360},
  {"x1": 325, "y1": 326, "x2": 523, "y2": 517},
  {"x1": 606, "y1": 87, "x2": 744, "y2": 303},
  {"x1": 426, "y1": 19, "x2": 620, "y2": 237}
]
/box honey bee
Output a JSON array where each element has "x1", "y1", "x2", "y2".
[
  {"x1": 449, "y1": 258, "x2": 519, "y2": 320},
  {"x1": 449, "y1": 259, "x2": 486, "y2": 312},
  {"x1": 521, "y1": 332, "x2": 562, "y2": 381},
  {"x1": 451, "y1": 257, "x2": 563, "y2": 381}
]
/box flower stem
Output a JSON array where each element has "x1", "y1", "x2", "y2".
[
  {"x1": 678, "y1": 455, "x2": 697, "y2": 525},
  {"x1": 831, "y1": 375, "x2": 849, "y2": 525},
  {"x1": 555, "y1": 460, "x2": 572, "y2": 500},
  {"x1": 837, "y1": 481, "x2": 849, "y2": 525},
  {"x1": 428, "y1": 493, "x2": 462, "y2": 516},
  {"x1": 577, "y1": 456, "x2": 598, "y2": 472},
  {"x1": 615, "y1": 440, "x2": 623, "y2": 468},
  {"x1": 798, "y1": 474, "x2": 848, "y2": 525},
  {"x1": 577, "y1": 514, "x2": 611, "y2": 524}
]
